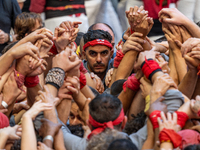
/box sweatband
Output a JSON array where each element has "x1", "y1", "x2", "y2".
[
  {"x1": 122, "y1": 74, "x2": 140, "y2": 92},
  {"x1": 113, "y1": 50, "x2": 124, "y2": 68},
  {"x1": 176, "y1": 111, "x2": 189, "y2": 128},
  {"x1": 1, "y1": 101, "x2": 8, "y2": 109},
  {"x1": 159, "y1": 128, "x2": 182, "y2": 149},
  {"x1": 14, "y1": 69, "x2": 25, "y2": 91},
  {"x1": 45, "y1": 67, "x2": 65, "y2": 89},
  {"x1": 43, "y1": 135, "x2": 54, "y2": 143},
  {"x1": 149, "y1": 110, "x2": 161, "y2": 130},
  {"x1": 141, "y1": 58, "x2": 162, "y2": 81},
  {"x1": 144, "y1": 95, "x2": 150, "y2": 112},
  {"x1": 83, "y1": 39, "x2": 113, "y2": 51},
  {"x1": 24, "y1": 76, "x2": 39, "y2": 88},
  {"x1": 79, "y1": 62, "x2": 88, "y2": 74},
  {"x1": 88, "y1": 108, "x2": 124, "y2": 139},
  {"x1": 79, "y1": 72, "x2": 86, "y2": 89}
]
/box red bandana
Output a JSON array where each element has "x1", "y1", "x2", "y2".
[
  {"x1": 113, "y1": 49, "x2": 124, "y2": 68},
  {"x1": 123, "y1": 74, "x2": 140, "y2": 92},
  {"x1": 88, "y1": 108, "x2": 125, "y2": 139},
  {"x1": 83, "y1": 39, "x2": 113, "y2": 51},
  {"x1": 79, "y1": 72, "x2": 86, "y2": 89},
  {"x1": 24, "y1": 76, "x2": 39, "y2": 88}
]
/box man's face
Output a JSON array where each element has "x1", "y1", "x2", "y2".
[
  {"x1": 69, "y1": 103, "x2": 84, "y2": 126},
  {"x1": 85, "y1": 45, "x2": 113, "y2": 74}
]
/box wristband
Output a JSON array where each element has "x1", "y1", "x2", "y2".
[
  {"x1": 24, "y1": 76, "x2": 39, "y2": 88},
  {"x1": 113, "y1": 50, "x2": 124, "y2": 68},
  {"x1": 144, "y1": 95, "x2": 150, "y2": 112},
  {"x1": 141, "y1": 58, "x2": 162, "y2": 81},
  {"x1": 80, "y1": 72, "x2": 86, "y2": 89},
  {"x1": 43, "y1": 135, "x2": 54, "y2": 143},
  {"x1": 159, "y1": 128, "x2": 182, "y2": 149},
  {"x1": 14, "y1": 69, "x2": 25, "y2": 91},
  {"x1": 45, "y1": 67, "x2": 65, "y2": 89},
  {"x1": 176, "y1": 111, "x2": 189, "y2": 128},
  {"x1": 149, "y1": 110, "x2": 161, "y2": 130},
  {"x1": 123, "y1": 74, "x2": 140, "y2": 92},
  {"x1": 1, "y1": 101, "x2": 8, "y2": 109}
]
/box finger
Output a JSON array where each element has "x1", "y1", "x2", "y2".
[
  {"x1": 167, "y1": 112, "x2": 172, "y2": 121},
  {"x1": 161, "y1": 111, "x2": 167, "y2": 122},
  {"x1": 157, "y1": 117, "x2": 162, "y2": 126},
  {"x1": 173, "y1": 112, "x2": 177, "y2": 124}
]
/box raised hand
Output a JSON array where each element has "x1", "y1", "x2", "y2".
[
  {"x1": 0, "y1": 125, "x2": 22, "y2": 140},
  {"x1": 90, "y1": 72, "x2": 104, "y2": 93}
]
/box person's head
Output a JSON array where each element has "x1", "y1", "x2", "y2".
[
  {"x1": 88, "y1": 23, "x2": 115, "y2": 48},
  {"x1": 107, "y1": 139, "x2": 138, "y2": 150},
  {"x1": 67, "y1": 124, "x2": 84, "y2": 138},
  {"x1": 88, "y1": 94, "x2": 127, "y2": 131},
  {"x1": 83, "y1": 30, "x2": 113, "y2": 76},
  {"x1": 87, "y1": 128, "x2": 130, "y2": 150},
  {"x1": 184, "y1": 144, "x2": 200, "y2": 150},
  {"x1": 69, "y1": 101, "x2": 84, "y2": 126},
  {"x1": 14, "y1": 12, "x2": 43, "y2": 40}
]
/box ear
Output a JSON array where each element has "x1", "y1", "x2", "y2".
[
  {"x1": 110, "y1": 49, "x2": 114, "y2": 59},
  {"x1": 121, "y1": 116, "x2": 127, "y2": 131},
  {"x1": 87, "y1": 120, "x2": 93, "y2": 131},
  {"x1": 82, "y1": 50, "x2": 87, "y2": 60}
]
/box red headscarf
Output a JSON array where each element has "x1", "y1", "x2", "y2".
[
  {"x1": 83, "y1": 39, "x2": 113, "y2": 51},
  {"x1": 88, "y1": 108, "x2": 125, "y2": 139},
  {"x1": 0, "y1": 112, "x2": 9, "y2": 129}
]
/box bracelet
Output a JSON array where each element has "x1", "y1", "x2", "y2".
[
  {"x1": 43, "y1": 135, "x2": 54, "y2": 143},
  {"x1": 45, "y1": 67, "x2": 65, "y2": 89},
  {"x1": 1, "y1": 101, "x2": 8, "y2": 109}
]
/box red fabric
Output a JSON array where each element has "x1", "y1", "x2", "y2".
[
  {"x1": 198, "y1": 110, "x2": 200, "y2": 117},
  {"x1": 130, "y1": 28, "x2": 134, "y2": 34},
  {"x1": 141, "y1": 59, "x2": 162, "y2": 80},
  {"x1": 176, "y1": 111, "x2": 189, "y2": 128},
  {"x1": 88, "y1": 108, "x2": 125, "y2": 139},
  {"x1": 113, "y1": 50, "x2": 124, "y2": 68},
  {"x1": 79, "y1": 62, "x2": 88, "y2": 74},
  {"x1": 197, "y1": 63, "x2": 200, "y2": 76},
  {"x1": 123, "y1": 74, "x2": 140, "y2": 92},
  {"x1": 0, "y1": 112, "x2": 9, "y2": 129},
  {"x1": 46, "y1": 4, "x2": 85, "y2": 11},
  {"x1": 24, "y1": 76, "x2": 39, "y2": 88},
  {"x1": 79, "y1": 72, "x2": 86, "y2": 89},
  {"x1": 178, "y1": 129, "x2": 200, "y2": 149},
  {"x1": 159, "y1": 128, "x2": 182, "y2": 149},
  {"x1": 49, "y1": 43, "x2": 58, "y2": 55},
  {"x1": 143, "y1": 0, "x2": 170, "y2": 19},
  {"x1": 29, "y1": 0, "x2": 46, "y2": 13},
  {"x1": 14, "y1": 69, "x2": 25, "y2": 92},
  {"x1": 149, "y1": 110, "x2": 161, "y2": 130},
  {"x1": 83, "y1": 39, "x2": 113, "y2": 51}
]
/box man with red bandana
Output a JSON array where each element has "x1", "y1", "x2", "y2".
[{"x1": 82, "y1": 30, "x2": 114, "y2": 89}]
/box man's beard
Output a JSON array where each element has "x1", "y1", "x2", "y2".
[{"x1": 67, "y1": 124, "x2": 84, "y2": 138}]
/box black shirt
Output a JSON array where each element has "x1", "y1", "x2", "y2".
[{"x1": 0, "y1": 0, "x2": 21, "y2": 52}]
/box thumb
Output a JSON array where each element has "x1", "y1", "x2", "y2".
[{"x1": 175, "y1": 40, "x2": 182, "y2": 48}]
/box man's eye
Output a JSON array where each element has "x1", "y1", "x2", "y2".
[
  {"x1": 101, "y1": 51, "x2": 108, "y2": 56},
  {"x1": 70, "y1": 113, "x2": 75, "y2": 119},
  {"x1": 89, "y1": 51, "x2": 97, "y2": 57}
]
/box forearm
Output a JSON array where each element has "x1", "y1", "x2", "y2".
[
  {"x1": 160, "y1": 142, "x2": 173, "y2": 149},
  {"x1": 154, "y1": 128, "x2": 160, "y2": 150},
  {"x1": 85, "y1": 73, "x2": 96, "y2": 89},
  {"x1": 178, "y1": 69, "x2": 198, "y2": 99},
  {"x1": 115, "y1": 51, "x2": 138, "y2": 80},
  {"x1": 0, "y1": 51, "x2": 14, "y2": 76},
  {"x1": 80, "y1": 85, "x2": 95, "y2": 100},
  {"x1": 118, "y1": 88, "x2": 136, "y2": 114},
  {"x1": 185, "y1": 20, "x2": 200, "y2": 38},
  {"x1": 173, "y1": 50, "x2": 187, "y2": 83},
  {"x1": 192, "y1": 78, "x2": 200, "y2": 99},
  {"x1": 169, "y1": 49, "x2": 178, "y2": 85},
  {"x1": 0, "y1": 132, "x2": 9, "y2": 149},
  {"x1": 27, "y1": 84, "x2": 43, "y2": 106},
  {"x1": 142, "y1": 120, "x2": 154, "y2": 150},
  {"x1": 73, "y1": 92, "x2": 87, "y2": 111},
  {"x1": 108, "y1": 68, "x2": 117, "y2": 88},
  {"x1": 21, "y1": 115, "x2": 37, "y2": 150}
]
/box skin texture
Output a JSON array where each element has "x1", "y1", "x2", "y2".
[
  {"x1": 69, "y1": 102, "x2": 84, "y2": 126},
  {"x1": 83, "y1": 45, "x2": 113, "y2": 80}
]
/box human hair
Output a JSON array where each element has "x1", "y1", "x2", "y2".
[
  {"x1": 83, "y1": 30, "x2": 112, "y2": 45},
  {"x1": 14, "y1": 12, "x2": 42, "y2": 40},
  {"x1": 67, "y1": 124, "x2": 84, "y2": 138},
  {"x1": 184, "y1": 144, "x2": 200, "y2": 150},
  {"x1": 107, "y1": 139, "x2": 138, "y2": 150},
  {"x1": 110, "y1": 79, "x2": 126, "y2": 96},
  {"x1": 87, "y1": 128, "x2": 130, "y2": 150},
  {"x1": 88, "y1": 23, "x2": 114, "y2": 35},
  {"x1": 89, "y1": 94, "x2": 122, "y2": 124},
  {"x1": 75, "y1": 32, "x2": 84, "y2": 46},
  {"x1": 124, "y1": 111, "x2": 146, "y2": 135}
]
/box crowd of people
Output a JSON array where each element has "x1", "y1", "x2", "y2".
[{"x1": 1, "y1": 0, "x2": 200, "y2": 150}]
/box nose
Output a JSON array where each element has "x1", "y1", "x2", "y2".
[{"x1": 96, "y1": 53, "x2": 102, "y2": 63}]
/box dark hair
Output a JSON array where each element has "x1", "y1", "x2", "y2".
[
  {"x1": 154, "y1": 35, "x2": 167, "y2": 43},
  {"x1": 184, "y1": 144, "x2": 200, "y2": 150},
  {"x1": 124, "y1": 111, "x2": 146, "y2": 135},
  {"x1": 75, "y1": 32, "x2": 84, "y2": 46},
  {"x1": 88, "y1": 23, "x2": 114, "y2": 35},
  {"x1": 110, "y1": 79, "x2": 126, "y2": 96},
  {"x1": 107, "y1": 139, "x2": 138, "y2": 150},
  {"x1": 83, "y1": 30, "x2": 112, "y2": 45},
  {"x1": 14, "y1": 12, "x2": 42, "y2": 40},
  {"x1": 1, "y1": 41, "x2": 18, "y2": 54},
  {"x1": 89, "y1": 94, "x2": 122, "y2": 123}
]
